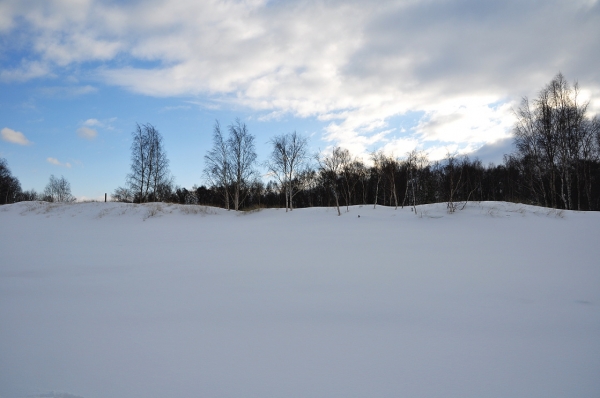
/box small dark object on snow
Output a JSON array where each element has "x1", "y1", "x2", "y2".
[{"x1": 358, "y1": 215, "x2": 360, "y2": 218}]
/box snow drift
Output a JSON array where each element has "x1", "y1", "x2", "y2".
[{"x1": 1, "y1": 201, "x2": 599, "y2": 398}]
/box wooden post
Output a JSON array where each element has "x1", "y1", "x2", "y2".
[{"x1": 105, "y1": 193, "x2": 107, "y2": 202}]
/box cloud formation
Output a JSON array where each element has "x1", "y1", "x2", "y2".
[
  {"x1": 39, "y1": 85, "x2": 97, "y2": 98},
  {"x1": 0, "y1": 60, "x2": 51, "y2": 82},
  {"x1": 83, "y1": 119, "x2": 101, "y2": 127},
  {"x1": 1, "y1": 127, "x2": 32, "y2": 145},
  {"x1": 2, "y1": 0, "x2": 599, "y2": 157},
  {"x1": 77, "y1": 126, "x2": 98, "y2": 140},
  {"x1": 47, "y1": 157, "x2": 71, "y2": 168}
]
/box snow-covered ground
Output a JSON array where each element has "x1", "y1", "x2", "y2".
[{"x1": 1, "y1": 201, "x2": 599, "y2": 398}]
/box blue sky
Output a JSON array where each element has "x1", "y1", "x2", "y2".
[{"x1": 1, "y1": 0, "x2": 599, "y2": 200}]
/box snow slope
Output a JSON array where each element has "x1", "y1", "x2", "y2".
[{"x1": 1, "y1": 201, "x2": 599, "y2": 398}]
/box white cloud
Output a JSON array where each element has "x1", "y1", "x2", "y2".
[
  {"x1": 0, "y1": 61, "x2": 52, "y2": 82},
  {"x1": 425, "y1": 145, "x2": 462, "y2": 162},
  {"x1": 47, "y1": 157, "x2": 71, "y2": 168},
  {"x1": 76, "y1": 118, "x2": 114, "y2": 138},
  {"x1": 416, "y1": 100, "x2": 515, "y2": 145},
  {"x1": 160, "y1": 105, "x2": 192, "y2": 112},
  {"x1": 38, "y1": 85, "x2": 97, "y2": 98},
  {"x1": 381, "y1": 137, "x2": 420, "y2": 158},
  {"x1": 3, "y1": 0, "x2": 599, "y2": 156},
  {"x1": 0, "y1": 0, "x2": 17, "y2": 33},
  {"x1": 84, "y1": 119, "x2": 101, "y2": 126},
  {"x1": 77, "y1": 126, "x2": 98, "y2": 140},
  {"x1": 1, "y1": 127, "x2": 32, "y2": 145}
]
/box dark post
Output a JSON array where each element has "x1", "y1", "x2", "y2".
[{"x1": 105, "y1": 193, "x2": 107, "y2": 202}]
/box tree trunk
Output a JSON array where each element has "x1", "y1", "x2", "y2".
[{"x1": 373, "y1": 177, "x2": 380, "y2": 209}]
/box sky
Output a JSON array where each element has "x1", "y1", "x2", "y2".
[{"x1": 1, "y1": 0, "x2": 599, "y2": 200}]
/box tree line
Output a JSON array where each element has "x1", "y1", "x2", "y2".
[
  {"x1": 124, "y1": 74, "x2": 600, "y2": 212},
  {"x1": 2, "y1": 73, "x2": 599, "y2": 210},
  {"x1": 1, "y1": 158, "x2": 75, "y2": 204}
]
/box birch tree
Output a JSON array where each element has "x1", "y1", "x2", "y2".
[
  {"x1": 146, "y1": 125, "x2": 171, "y2": 201},
  {"x1": 337, "y1": 147, "x2": 355, "y2": 211},
  {"x1": 403, "y1": 149, "x2": 428, "y2": 212},
  {"x1": 318, "y1": 146, "x2": 345, "y2": 216},
  {"x1": 266, "y1": 131, "x2": 309, "y2": 211},
  {"x1": 370, "y1": 150, "x2": 385, "y2": 209},
  {"x1": 128, "y1": 124, "x2": 149, "y2": 203},
  {"x1": 513, "y1": 73, "x2": 594, "y2": 209},
  {"x1": 127, "y1": 123, "x2": 171, "y2": 203},
  {"x1": 227, "y1": 119, "x2": 258, "y2": 211},
  {"x1": 204, "y1": 121, "x2": 231, "y2": 210}
]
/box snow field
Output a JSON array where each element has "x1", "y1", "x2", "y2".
[{"x1": 1, "y1": 201, "x2": 599, "y2": 398}]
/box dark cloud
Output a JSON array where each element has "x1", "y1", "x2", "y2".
[
  {"x1": 469, "y1": 136, "x2": 515, "y2": 166},
  {"x1": 346, "y1": 0, "x2": 600, "y2": 99}
]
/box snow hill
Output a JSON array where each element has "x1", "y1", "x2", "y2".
[{"x1": 1, "y1": 201, "x2": 599, "y2": 398}]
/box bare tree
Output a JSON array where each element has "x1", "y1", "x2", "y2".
[
  {"x1": 354, "y1": 159, "x2": 369, "y2": 205},
  {"x1": 337, "y1": 147, "x2": 356, "y2": 212},
  {"x1": 513, "y1": 73, "x2": 595, "y2": 209},
  {"x1": 370, "y1": 150, "x2": 385, "y2": 209},
  {"x1": 381, "y1": 153, "x2": 399, "y2": 209},
  {"x1": 44, "y1": 175, "x2": 75, "y2": 202},
  {"x1": 127, "y1": 123, "x2": 171, "y2": 203},
  {"x1": 403, "y1": 149, "x2": 428, "y2": 212},
  {"x1": 128, "y1": 124, "x2": 149, "y2": 203},
  {"x1": 513, "y1": 97, "x2": 549, "y2": 206},
  {"x1": 146, "y1": 125, "x2": 172, "y2": 201},
  {"x1": 265, "y1": 131, "x2": 310, "y2": 211},
  {"x1": 204, "y1": 121, "x2": 231, "y2": 210},
  {"x1": 549, "y1": 75, "x2": 591, "y2": 210},
  {"x1": 318, "y1": 147, "x2": 346, "y2": 216},
  {"x1": 112, "y1": 186, "x2": 134, "y2": 203},
  {"x1": 228, "y1": 119, "x2": 258, "y2": 211},
  {"x1": 444, "y1": 152, "x2": 463, "y2": 213}
]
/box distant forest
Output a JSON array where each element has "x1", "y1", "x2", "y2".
[{"x1": 2, "y1": 73, "x2": 599, "y2": 212}]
